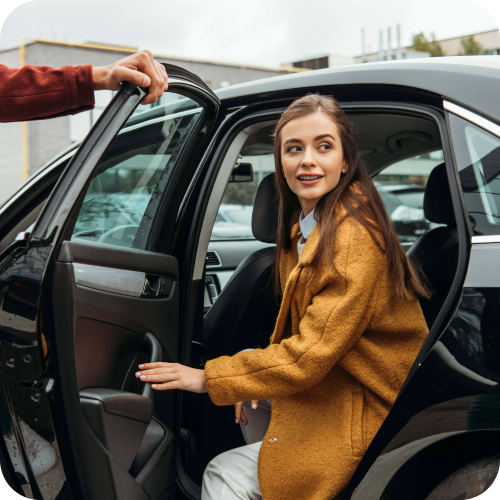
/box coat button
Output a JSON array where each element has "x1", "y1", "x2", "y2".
[{"x1": 267, "y1": 438, "x2": 278, "y2": 443}]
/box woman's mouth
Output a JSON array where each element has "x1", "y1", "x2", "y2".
[{"x1": 297, "y1": 174, "x2": 324, "y2": 186}]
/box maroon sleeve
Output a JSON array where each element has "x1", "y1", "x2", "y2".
[{"x1": 0, "y1": 64, "x2": 95, "y2": 122}]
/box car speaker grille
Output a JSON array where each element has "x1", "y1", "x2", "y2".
[{"x1": 206, "y1": 251, "x2": 221, "y2": 267}]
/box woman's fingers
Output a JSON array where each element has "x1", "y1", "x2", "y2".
[
  {"x1": 240, "y1": 408, "x2": 248, "y2": 425},
  {"x1": 137, "y1": 371, "x2": 178, "y2": 383},
  {"x1": 251, "y1": 400, "x2": 259, "y2": 409},
  {"x1": 235, "y1": 402, "x2": 248, "y2": 425},
  {"x1": 235, "y1": 401, "x2": 242, "y2": 423},
  {"x1": 138, "y1": 362, "x2": 174, "y2": 370},
  {"x1": 135, "y1": 362, "x2": 207, "y2": 393},
  {"x1": 150, "y1": 381, "x2": 180, "y2": 391}
]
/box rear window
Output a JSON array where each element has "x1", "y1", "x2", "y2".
[{"x1": 448, "y1": 114, "x2": 500, "y2": 236}]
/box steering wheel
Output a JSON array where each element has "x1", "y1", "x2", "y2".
[{"x1": 97, "y1": 224, "x2": 140, "y2": 246}]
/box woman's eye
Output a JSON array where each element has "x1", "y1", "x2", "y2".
[
  {"x1": 286, "y1": 146, "x2": 300, "y2": 153},
  {"x1": 319, "y1": 144, "x2": 331, "y2": 150}
]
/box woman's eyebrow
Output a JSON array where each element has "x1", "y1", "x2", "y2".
[
  {"x1": 314, "y1": 133, "x2": 335, "y2": 142},
  {"x1": 283, "y1": 138, "x2": 302, "y2": 147}
]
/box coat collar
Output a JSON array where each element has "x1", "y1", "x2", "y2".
[
  {"x1": 290, "y1": 220, "x2": 320, "y2": 267},
  {"x1": 272, "y1": 220, "x2": 320, "y2": 344}
]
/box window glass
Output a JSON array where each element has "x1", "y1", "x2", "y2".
[
  {"x1": 373, "y1": 151, "x2": 444, "y2": 244},
  {"x1": 448, "y1": 114, "x2": 500, "y2": 236},
  {"x1": 211, "y1": 152, "x2": 275, "y2": 241},
  {"x1": 71, "y1": 92, "x2": 203, "y2": 248}
]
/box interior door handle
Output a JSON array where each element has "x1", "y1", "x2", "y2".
[{"x1": 139, "y1": 333, "x2": 163, "y2": 401}]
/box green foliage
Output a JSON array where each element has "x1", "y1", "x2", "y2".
[
  {"x1": 460, "y1": 35, "x2": 487, "y2": 55},
  {"x1": 410, "y1": 32, "x2": 444, "y2": 57}
]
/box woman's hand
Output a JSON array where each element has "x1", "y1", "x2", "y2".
[
  {"x1": 235, "y1": 400, "x2": 260, "y2": 425},
  {"x1": 135, "y1": 362, "x2": 207, "y2": 393},
  {"x1": 92, "y1": 50, "x2": 168, "y2": 105}
]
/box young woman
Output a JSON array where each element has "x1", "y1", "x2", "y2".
[{"x1": 135, "y1": 94, "x2": 430, "y2": 500}]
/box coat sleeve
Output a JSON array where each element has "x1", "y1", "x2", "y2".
[
  {"x1": 204, "y1": 222, "x2": 385, "y2": 405},
  {"x1": 0, "y1": 64, "x2": 95, "y2": 122}
]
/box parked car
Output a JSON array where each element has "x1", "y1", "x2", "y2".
[
  {"x1": 376, "y1": 183, "x2": 430, "y2": 244},
  {"x1": 1, "y1": 57, "x2": 500, "y2": 500},
  {"x1": 210, "y1": 205, "x2": 253, "y2": 239}
]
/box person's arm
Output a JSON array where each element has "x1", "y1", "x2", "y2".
[
  {"x1": 0, "y1": 50, "x2": 168, "y2": 123},
  {"x1": 136, "y1": 221, "x2": 384, "y2": 403},
  {"x1": 203, "y1": 221, "x2": 384, "y2": 405},
  {"x1": 0, "y1": 64, "x2": 94, "y2": 122}
]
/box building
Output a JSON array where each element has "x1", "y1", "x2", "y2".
[
  {"x1": 282, "y1": 54, "x2": 355, "y2": 70},
  {"x1": 288, "y1": 49, "x2": 430, "y2": 71},
  {"x1": 438, "y1": 29, "x2": 500, "y2": 56},
  {"x1": 288, "y1": 29, "x2": 500, "y2": 72},
  {"x1": 0, "y1": 40, "x2": 301, "y2": 203},
  {"x1": 354, "y1": 29, "x2": 500, "y2": 64}
]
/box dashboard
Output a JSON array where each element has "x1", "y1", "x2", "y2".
[{"x1": 203, "y1": 239, "x2": 274, "y2": 313}]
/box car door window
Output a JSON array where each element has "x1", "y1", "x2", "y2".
[
  {"x1": 373, "y1": 151, "x2": 444, "y2": 245},
  {"x1": 447, "y1": 114, "x2": 500, "y2": 236},
  {"x1": 211, "y1": 125, "x2": 276, "y2": 241},
  {"x1": 72, "y1": 92, "x2": 203, "y2": 249}
]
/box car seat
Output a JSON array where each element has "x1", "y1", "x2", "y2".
[
  {"x1": 203, "y1": 173, "x2": 280, "y2": 360},
  {"x1": 407, "y1": 162, "x2": 459, "y2": 328}
]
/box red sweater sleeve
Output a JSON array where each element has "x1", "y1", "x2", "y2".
[{"x1": 0, "y1": 64, "x2": 95, "y2": 122}]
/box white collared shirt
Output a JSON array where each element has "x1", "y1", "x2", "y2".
[{"x1": 297, "y1": 209, "x2": 318, "y2": 259}]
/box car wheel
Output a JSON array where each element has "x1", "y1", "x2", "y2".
[{"x1": 426, "y1": 457, "x2": 499, "y2": 500}]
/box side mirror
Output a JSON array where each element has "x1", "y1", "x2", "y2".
[{"x1": 229, "y1": 162, "x2": 253, "y2": 183}]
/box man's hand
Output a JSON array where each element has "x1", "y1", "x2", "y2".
[
  {"x1": 92, "y1": 50, "x2": 168, "y2": 105},
  {"x1": 135, "y1": 362, "x2": 207, "y2": 393}
]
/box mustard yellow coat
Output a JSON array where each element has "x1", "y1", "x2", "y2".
[{"x1": 205, "y1": 215, "x2": 428, "y2": 500}]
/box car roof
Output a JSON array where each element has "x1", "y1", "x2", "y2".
[{"x1": 215, "y1": 56, "x2": 500, "y2": 122}]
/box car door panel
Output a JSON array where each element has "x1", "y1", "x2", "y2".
[
  {"x1": 54, "y1": 240, "x2": 179, "y2": 389},
  {"x1": 49, "y1": 244, "x2": 179, "y2": 499},
  {"x1": 0, "y1": 64, "x2": 219, "y2": 499}
]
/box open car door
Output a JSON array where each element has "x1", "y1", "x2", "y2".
[{"x1": 0, "y1": 65, "x2": 219, "y2": 500}]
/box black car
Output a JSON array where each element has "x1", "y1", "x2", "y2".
[{"x1": 1, "y1": 56, "x2": 500, "y2": 500}]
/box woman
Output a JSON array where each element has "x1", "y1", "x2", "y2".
[{"x1": 135, "y1": 94, "x2": 430, "y2": 500}]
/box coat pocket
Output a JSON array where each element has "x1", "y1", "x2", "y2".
[{"x1": 351, "y1": 390, "x2": 366, "y2": 457}]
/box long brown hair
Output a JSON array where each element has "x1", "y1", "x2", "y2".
[{"x1": 272, "y1": 94, "x2": 431, "y2": 301}]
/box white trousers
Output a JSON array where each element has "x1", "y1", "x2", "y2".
[
  {"x1": 201, "y1": 398, "x2": 272, "y2": 499},
  {"x1": 201, "y1": 441, "x2": 262, "y2": 500}
]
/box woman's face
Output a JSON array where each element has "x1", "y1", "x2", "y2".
[{"x1": 280, "y1": 111, "x2": 347, "y2": 216}]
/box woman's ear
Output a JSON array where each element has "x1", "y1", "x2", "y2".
[{"x1": 341, "y1": 163, "x2": 348, "y2": 174}]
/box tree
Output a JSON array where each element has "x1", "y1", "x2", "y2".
[
  {"x1": 460, "y1": 35, "x2": 487, "y2": 55},
  {"x1": 411, "y1": 32, "x2": 444, "y2": 57}
]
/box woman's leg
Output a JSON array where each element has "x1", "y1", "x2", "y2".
[
  {"x1": 239, "y1": 399, "x2": 272, "y2": 445},
  {"x1": 202, "y1": 442, "x2": 262, "y2": 500}
]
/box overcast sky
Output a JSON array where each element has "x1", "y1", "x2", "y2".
[{"x1": 0, "y1": 0, "x2": 498, "y2": 67}]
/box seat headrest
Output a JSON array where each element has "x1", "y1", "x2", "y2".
[
  {"x1": 252, "y1": 173, "x2": 279, "y2": 243},
  {"x1": 423, "y1": 162, "x2": 456, "y2": 227}
]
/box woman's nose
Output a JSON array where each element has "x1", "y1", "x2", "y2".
[{"x1": 301, "y1": 147, "x2": 316, "y2": 167}]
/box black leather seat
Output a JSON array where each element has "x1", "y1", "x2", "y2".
[
  {"x1": 407, "y1": 163, "x2": 459, "y2": 328},
  {"x1": 203, "y1": 174, "x2": 280, "y2": 360}
]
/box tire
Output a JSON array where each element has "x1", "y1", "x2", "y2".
[{"x1": 426, "y1": 458, "x2": 499, "y2": 500}]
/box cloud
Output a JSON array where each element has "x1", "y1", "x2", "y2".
[{"x1": 0, "y1": 0, "x2": 496, "y2": 67}]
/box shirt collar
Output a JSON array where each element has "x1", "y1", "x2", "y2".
[{"x1": 299, "y1": 209, "x2": 317, "y2": 240}]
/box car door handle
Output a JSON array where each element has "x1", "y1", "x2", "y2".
[
  {"x1": 139, "y1": 333, "x2": 163, "y2": 401},
  {"x1": 142, "y1": 274, "x2": 175, "y2": 298}
]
